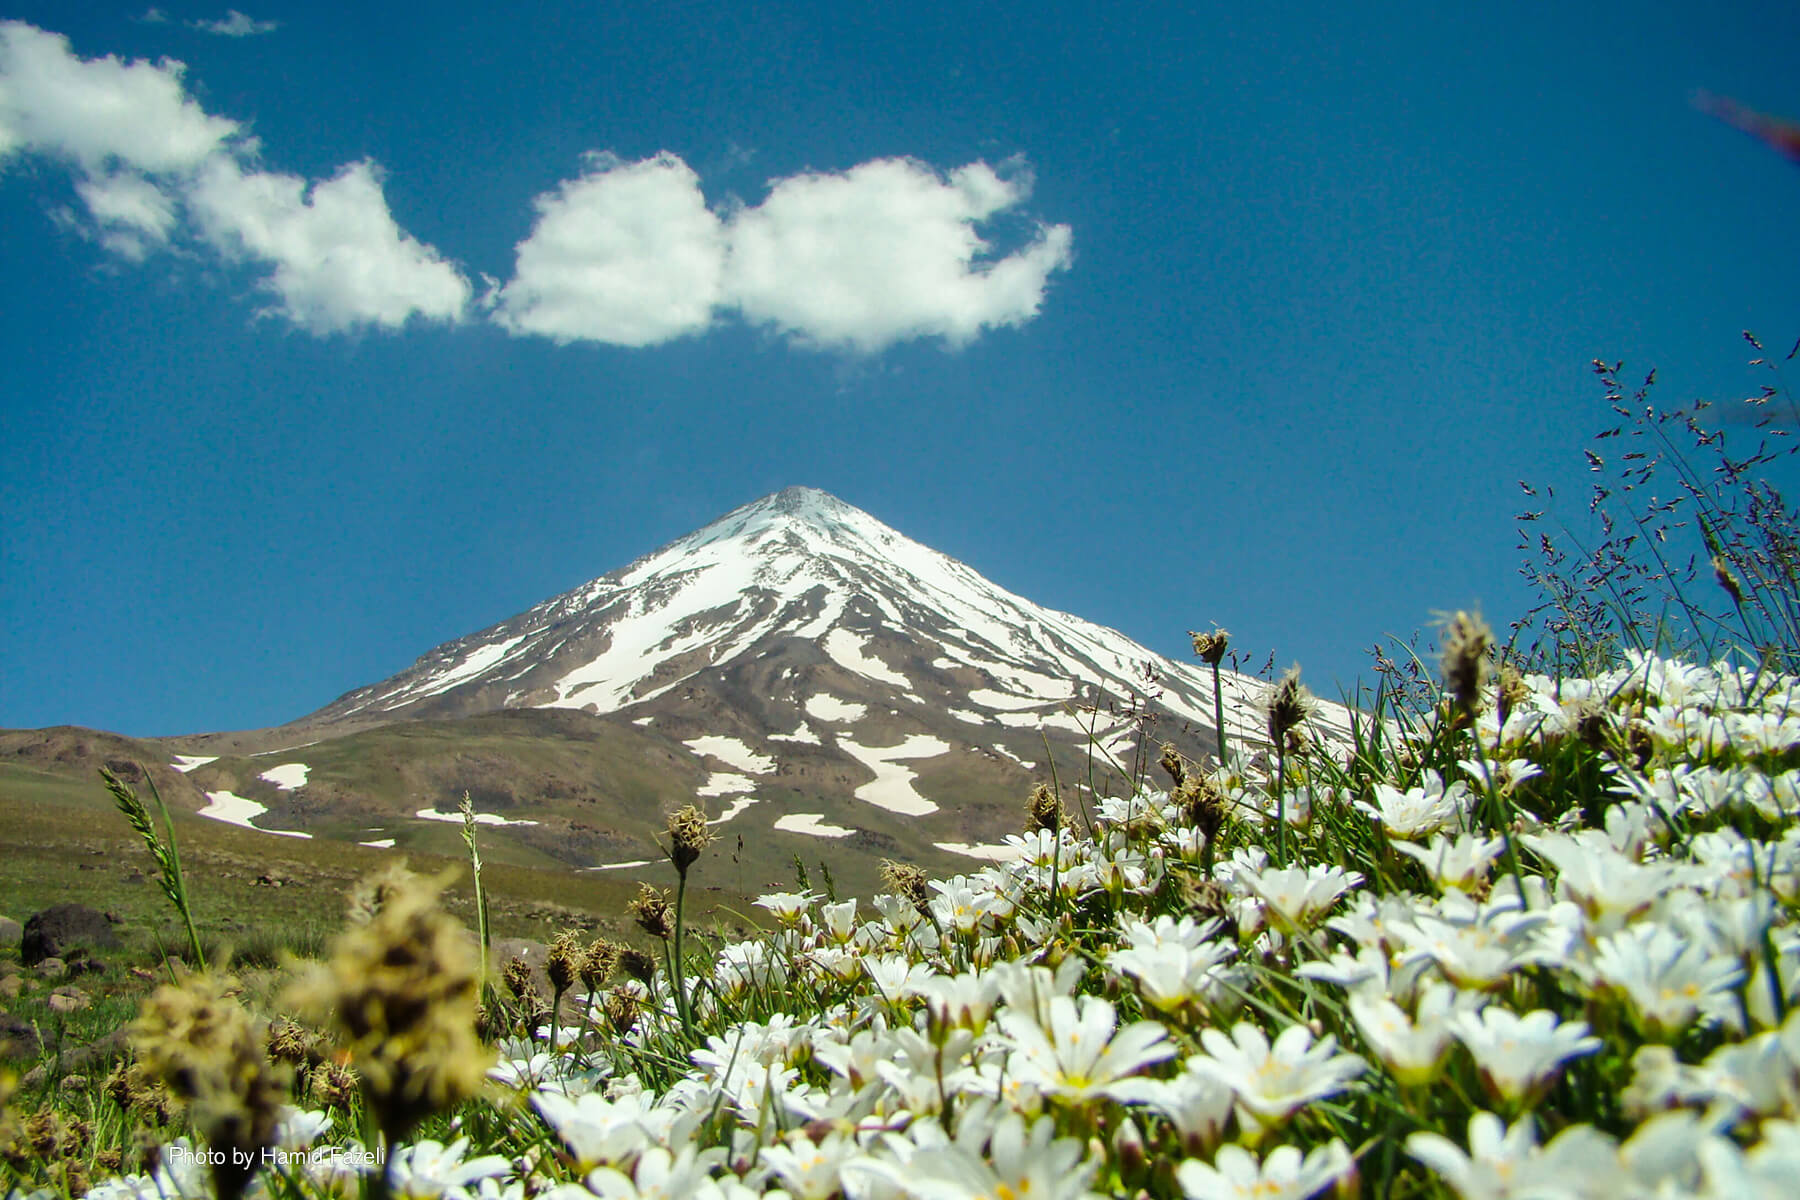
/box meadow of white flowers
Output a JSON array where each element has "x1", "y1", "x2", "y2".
[{"x1": 50, "y1": 641, "x2": 1800, "y2": 1200}]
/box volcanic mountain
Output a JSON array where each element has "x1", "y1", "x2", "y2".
[
  {"x1": 43, "y1": 487, "x2": 1316, "y2": 898},
  {"x1": 309, "y1": 486, "x2": 1270, "y2": 742}
]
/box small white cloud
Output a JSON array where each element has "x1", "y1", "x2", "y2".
[
  {"x1": 74, "y1": 169, "x2": 179, "y2": 259},
  {"x1": 492, "y1": 151, "x2": 1072, "y2": 352},
  {"x1": 136, "y1": 8, "x2": 170, "y2": 24},
  {"x1": 497, "y1": 151, "x2": 725, "y2": 346},
  {"x1": 187, "y1": 156, "x2": 470, "y2": 332},
  {"x1": 190, "y1": 11, "x2": 280, "y2": 37},
  {"x1": 0, "y1": 20, "x2": 243, "y2": 172},
  {"x1": 724, "y1": 156, "x2": 1073, "y2": 352}
]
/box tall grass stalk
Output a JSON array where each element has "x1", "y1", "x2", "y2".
[
  {"x1": 101, "y1": 764, "x2": 205, "y2": 973},
  {"x1": 458, "y1": 792, "x2": 492, "y2": 992}
]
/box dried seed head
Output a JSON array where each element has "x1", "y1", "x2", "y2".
[
  {"x1": 618, "y1": 947, "x2": 658, "y2": 986},
  {"x1": 1497, "y1": 662, "x2": 1530, "y2": 715},
  {"x1": 308, "y1": 1061, "x2": 358, "y2": 1112},
  {"x1": 1440, "y1": 610, "x2": 1493, "y2": 716},
  {"x1": 880, "y1": 859, "x2": 931, "y2": 912},
  {"x1": 603, "y1": 987, "x2": 641, "y2": 1034},
  {"x1": 1265, "y1": 666, "x2": 1315, "y2": 743},
  {"x1": 1713, "y1": 555, "x2": 1745, "y2": 606},
  {"x1": 1025, "y1": 783, "x2": 1066, "y2": 834},
  {"x1": 1190, "y1": 628, "x2": 1230, "y2": 666},
  {"x1": 581, "y1": 938, "x2": 620, "y2": 990},
  {"x1": 629, "y1": 883, "x2": 674, "y2": 941},
  {"x1": 286, "y1": 865, "x2": 490, "y2": 1148},
  {"x1": 1158, "y1": 742, "x2": 1186, "y2": 787},
  {"x1": 1180, "y1": 774, "x2": 1227, "y2": 842},
  {"x1": 665, "y1": 804, "x2": 712, "y2": 874},
  {"x1": 344, "y1": 860, "x2": 419, "y2": 927},
  {"x1": 501, "y1": 956, "x2": 536, "y2": 1002},
  {"x1": 546, "y1": 930, "x2": 584, "y2": 996},
  {"x1": 265, "y1": 1019, "x2": 314, "y2": 1067},
  {"x1": 131, "y1": 972, "x2": 287, "y2": 1200}
]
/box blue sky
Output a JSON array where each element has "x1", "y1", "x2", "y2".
[{"x1": 3, "y1": 2, "x2": 1797, "y2": 737}]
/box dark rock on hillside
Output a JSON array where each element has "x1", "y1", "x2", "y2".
[
  {"x1": 0, "y1": 1015, "x2": 41, "y2": 1058},
  {"x1": 20, "y1": 903, "x2": 120, "y2": 966}
]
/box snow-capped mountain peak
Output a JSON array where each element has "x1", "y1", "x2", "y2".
[{"x1": 308, "y1": 487, "x2": 1280, "y2": 755}]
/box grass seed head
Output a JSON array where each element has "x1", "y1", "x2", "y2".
[
  {"x1": 629, "y1": 883, "x2": 675, "y2": 941},
  {"x1": 881, "y1": 859, "x2": 932, "y2": 912},
  {"x1": 1441, "y1": 610, "x2": 1494, "y2": 717},
  {"x1": 547, "y1": 930, "x2": 584, "y2": 996},
  {"x1": 581, "y1": 938, "x2": 620, "y2": 990},
  {"x1": 618, "y1": 947, "x2": 658, "y2": 986},
  {"x1": 1025, "y1": 783, "x2": 1067, "y2": 834},
  {"x1": 131, "y1": 972, "x2": 287, "y2": 1200},
  {"x1": 287, "y1": 865, "x2": 489, "y2": 1148},
  {"x1": 1190, "y1": 628, "x2": 1230, "y2": 665},
  {"x1": 1159, "y1": 742, "x2": 1186, "y2": 787},
  {"x1": 501, "y1": 956, "x2": 536, "y2": 1002},
  {"x1": 666, "y1": 804, "x2": 713, "y2": 874},
  {"x1": 1266, "y1": 665, "x2": 1316, "y2": 744}
]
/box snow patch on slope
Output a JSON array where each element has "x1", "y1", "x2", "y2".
[
  {"x1": 774, "y1": 813, "x2": 855, "y2": 838},
  {"x1": 805, "y1": 693, "x2": 866, "y2": 723},
  {"x1": 836, "y1": 733, "x2": 948, "y2": 816},
  {"x1": 683, "y1": 735, "x2": 775, "y2": 774},
  {"x1": 823, "y1": 628, "x2": 910, "y2": 687},
  {"x1": 199, "y1": 791, "x2": 311, "y2": 839},
  {"x1": 258, "y1": 763, "x2": 309, "y2": 790}
]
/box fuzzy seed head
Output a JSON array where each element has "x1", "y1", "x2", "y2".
[
  {"x1": 131, "y1": 972, "x2": 287, "y2": 1200},
  {"x1": 1190, "y1": 628, "x2": 1230, "y2": 666},
  {"x1": 286, "y1": 866, "x2": 490, "y2": 1148},
  {"x1": 581, "y1": 938, "x2": 620, "y2": 990},
  {"x1": 308, "y1": 1061, "x2": 358, "y2": 1112},
  {"x1": 1266, "y1": 665, "x2": 1316, "y2": 743},
  {"x1": 1025, "y1": 783, "x2": 1066, "y2": 834},
  {"x1": 1441, "y1": 610, "x2": 1494, "y2": 716},
  {"x1": 1159, "y1": 742, "x2": 1186, "y2": 787},
  {"x1": 666, "y1": 804, "x2": 712, "y2": 873},
  {"x1": 618, "y1": 947, "x2": 658, "y2": 986},
  {"x1": 546, "y1": 929, "x2": 584, "y2": 996},
  {"x1": 881, "y1": 859, "x2": 931, "y2": 912},
  {"x1": 629, "y1": 883, "x2": 674, "y2": 940},
  {"x1": 1712, "y1": 555, "x2": 1745, "y2": 605}
]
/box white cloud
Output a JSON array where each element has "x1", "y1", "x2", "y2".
[
  {"x1": 74, "y1": 169, "x2": 179, "y2": 259},
  {"x1": 0, "y1": 21, "x2": 242, "y2": 172},
  {"x1": 496, "y1": 152, "x2": 724, "y2": 346},
  {"x1": 724, "y1": 157, "x2": 1073, "y2": 351},
  {"x1": 497, "y1": 152, "x2": 1072, "y2": 352},
  {"x1": 190, "y1": 11, "x2": 280, "y2": 38},
  {"x1": 187, "y1": 156, "x2": 470, "y2": 332},
  {"x1": 0, "y1": 21, "x2": 468, "y2": 333}
]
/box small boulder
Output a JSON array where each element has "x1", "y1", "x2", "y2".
[
  {"x1": 0, "y1": 916, "x2": 21, "y2": 947},
  {"x1": 34, "y1": 957, "x2": 66, "y2": 979},
  {"x1": 20, "y1": 903, "x2": 121, "y2": 967},
  {"x1": 0, "y1": 1015, "x2": 41, "y2": 1058}
]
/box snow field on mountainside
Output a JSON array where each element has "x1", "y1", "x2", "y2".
[
  {"x1": 170, "y1": 754, "x2": 217, "y2": 772},
  {"x1": 683, "y1": 736, "x2": 775, "y2": 774},
  {"x1": 804, "y1": 693, "x2": 866, "y2": 722},
  {"x1": 822, "y1": 627, "x2": 911, "y2": 687},
  {"x1": 835, "y1": 733, "x2": 949, "y2": 816},
  {"x1": 197, "y1": 790, "x2": 311, "y2": 838},
  {"x1": 415, "y1": 807, "x2": 538, "y2": 827},
  {"x1": 258, "y1": 762, "x2": 310, "y2": 789},
  {"x1": 772, "y1": 812, "x2": 855, "y2": 838}
]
